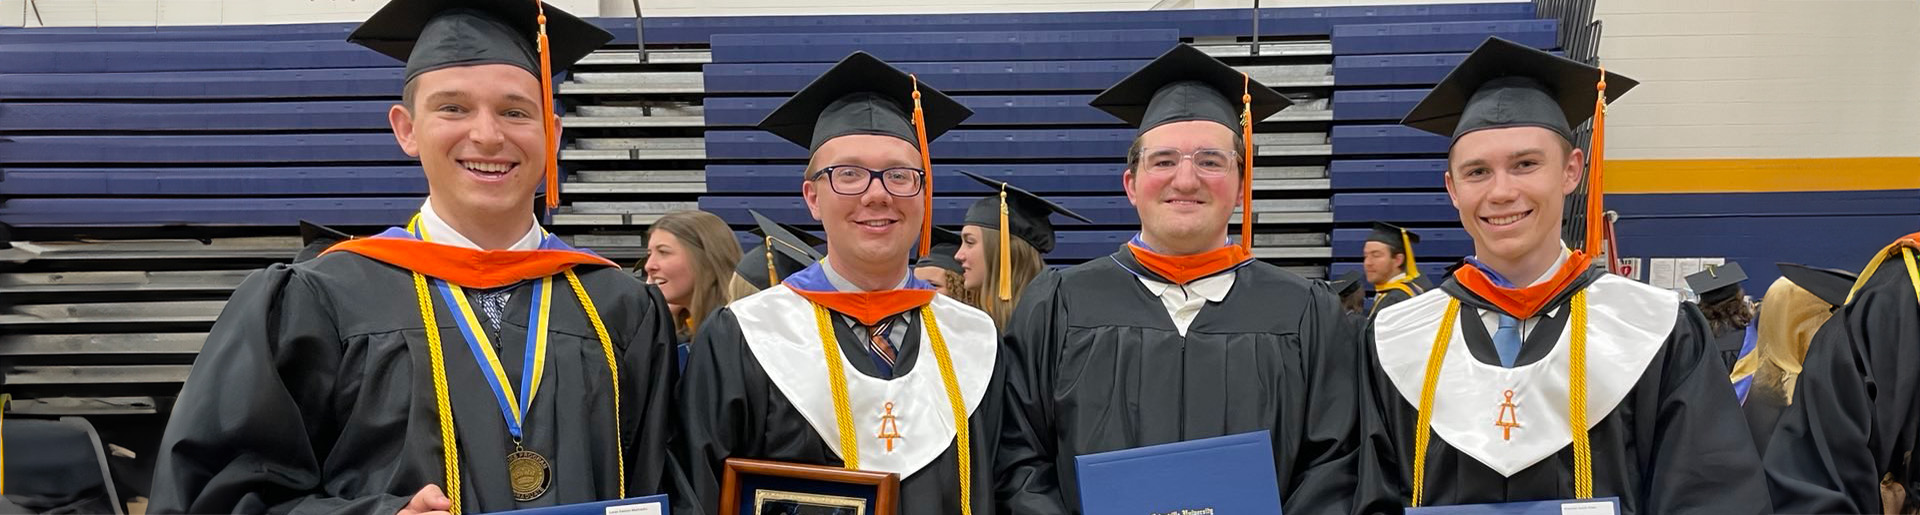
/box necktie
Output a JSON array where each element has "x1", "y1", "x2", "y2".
[
  {"x1": 478, "y1": 290, "x2": 511, "y2": 334},
  {"x1": 1494, "y1": 314, "x2": 1522, "y2": 367},
  {"x1": 867, "y1": 317, "x2": 898, "y2": 378}
]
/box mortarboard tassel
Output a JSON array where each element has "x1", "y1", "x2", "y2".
[
  {"x1": 911, "y1": 74, "x2": 935, "y2": 256},
  {"x1": 1240, "y1": 73, "x2": 1255, "y2": 251},
  {"x1": 1585, "y1": 67, "x2": 1607, "y2": 258},
  {"x1": 998, "y1": 185, "x2": 1012, "y2": 301},
  {"x1": 1401, "y1": 228, "x2": 1421, "y2": 282},
  {"x1": 535, "y1": 3, "x2": 561, "y2": 212},
  {"x1": 766, "y1": 237, "x2": 777, "y2": 288}
]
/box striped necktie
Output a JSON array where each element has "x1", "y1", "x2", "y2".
[{"x1": 868, "y1": 317, "x2": 898, "y2": 376}]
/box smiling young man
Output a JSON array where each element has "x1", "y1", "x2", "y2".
[
  {"x1": 672, "y1": 52, "x2": 1008, "y2": 515},
  {"x1": 1357, "y1": 37, "x2": 1767, "y2": 513},
  {"x1": 994, "y1": 44, "x2": 1372, "y2": 514},
  {"x1": 148, "y1": 1, "x2": 680, "y2": 513}
]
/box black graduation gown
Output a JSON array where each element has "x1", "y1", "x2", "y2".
[
  {"x1": 1762, "y1": 251, "x2": 1920, "y2": 514},
  {"x1": 149, "y1": 251, "x2": 679, "y2": 514},
  {"x1": 674, "y1": 306, "x2": 1009, "y2": 515},
  {"x1": 1357, "y1": 269, "x2": 1770, "y2": 514},
  {"x1": 1373, "y1": 288, "x2": 1416, "y2": 317},
  {"x1": 995, "y1": 250, "x2": 1372, "y2": 515},
  {"x1": 1711, "y1": 324, "x2": 1748, "y2": 373}
]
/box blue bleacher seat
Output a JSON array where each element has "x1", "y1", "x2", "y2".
[
  {"x1": 709, "y1": 30, "x2": 1179, "y2": 64},
  {"x1": 702, "y1": 60, "x2": 1147, "y2": 94},
  {"x1": 0, "y1": 101, "x2": 394, "y2": 132},
  {"x1": 0, "y1": 41, "x2": 392, "y2": 74},
  {"x1": 595, "y1": 3, "x2": 1538, "y2": 45},
  {"x1": 0, "y1": 197, "x2": 421, "y2": 227},
  {"x1": 1332, "y1": 227, "x2": 1472, "y2": 258},
  {"x1": 0, "y1": 68, "x2": 402, "y2": 100},
  {"x1": 0, "y1": 134, "x2": 410, "y2": 163},
  {"x1": 1330, "y1": 89, "x2": 1427, "y2": 122},
  {"x1": 1333, "y1": 193, "x2": 1457, "y2": 222},
  {"x1": 705, "y1": 129, "x2": 1135, "y2": 160},
  {"x1": 698, "y1": 195, "x2": 1139, "y2": 226},
  {"x1": 704, "y1": 94, "x2": 1114, "y2": 127},
  {"x1": 1330, "y1": 19, "x2": 1557, "y2": 55},
  {"x1": 1335, "y1": 49, "x2": 1563, "y2": 86},
  {"x1": 1331, "y1": 125, "x2": 1449, "y2": 155},
  {"x1": 0, "y1": 167, "x2": 425, "y2": 196},
  {"x1": 1329, "y1": 159, "x2": 1448, "y2": 190},
  {"x1": 0, "y1": 23, "x2": 357, "y2": 43},
  {"x1": 707, "y1": 164, "x2": 1127, "y2": 194}
]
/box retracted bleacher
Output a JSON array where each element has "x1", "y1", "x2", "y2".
[{"x1": 1, "y1": 1, "x2": 1558, "y2": 443}]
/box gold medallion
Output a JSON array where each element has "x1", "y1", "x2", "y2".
[{"x1": 506, "y1": 448, "x2": 551, "y2": 502}]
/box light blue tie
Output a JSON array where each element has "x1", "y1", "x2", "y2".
[{"x1": 1494, "y1": 314, "x2": 1522, "y2": 368}]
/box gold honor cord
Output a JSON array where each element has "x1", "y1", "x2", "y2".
[
  {"x1": 1411, "y1": 292, "x2": 1594, "y2": 507},
  {"x1": 809, "y1": 302, "x2": 974, "y2": 514},
  {"x1": 1845, "y1": 244, "x2": 1920, "y2": 306}
]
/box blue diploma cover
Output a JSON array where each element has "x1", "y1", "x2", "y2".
[
  {"x1": 483, "y1": 494, "x2": 670, "y2": 515},
  {"x1": 1407, "y1": 497, "x2": 1620, "y2": 515},
  {"x1": 1074, "y1": 430, "x2": 1283, "y2": 514}
]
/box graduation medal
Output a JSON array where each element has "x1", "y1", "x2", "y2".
[
  {"x1": 435, "y1": 272, "x2": 558, "y2": 502},
  {"x1": 507, "y1": 446, "x2": 552, "y2": 501}
]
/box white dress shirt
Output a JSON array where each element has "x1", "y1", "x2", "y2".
[
  {"x1": 1136, "y1": 271, "x2": 1236, "y2": 337},
  {"x1": 418, "y1": 199, "x2": 543, "y2": 251}
]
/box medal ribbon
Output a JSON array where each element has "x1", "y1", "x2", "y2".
[
  {"x1": 1410, "y1": 291, "x2": 1594, "y2": 507},
  {"x1": 411, "y1": 216, "x2": 556, "y2": 442},
  {"x1": 810, "y1": 301, "x2": 973, "y2": 515},
  {"x1": 405, "y1": 215, "x2": 627, "y2": 512}
]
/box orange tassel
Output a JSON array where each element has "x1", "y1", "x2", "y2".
[
  {"x1": 910, "y1": 74, "x2": 934, "y2": 256},
  {"x1": 1239, "y1": 73, "x2": 1255, "y2": 251},
  {"x1": 1585, "y1": 68, "x2": 1607, "y2": 257},
  {"x1": 997, "y1": 186, "x2": 1012, "y2": 301},
  {"x1": 535, "y1": 4, "x2": 560, "y2": 212}
]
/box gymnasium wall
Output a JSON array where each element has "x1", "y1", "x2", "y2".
[{"x1": 1590, "y1": 0, "x2": 1920, "y2": 289}]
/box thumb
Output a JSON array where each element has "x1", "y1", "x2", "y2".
[{"x1": 424, "y1": 484, "x2": 453, "y2": 510}]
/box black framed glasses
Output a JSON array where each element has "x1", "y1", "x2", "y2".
[{"x1": 808, "y1": 165, "x2": 927, "y2": 197}]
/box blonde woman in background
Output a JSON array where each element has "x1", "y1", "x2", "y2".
[{"x1": 953, "y1": 170, "x2": 1089, "y2": 329}]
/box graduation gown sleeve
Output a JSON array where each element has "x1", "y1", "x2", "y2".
[
  {"x1": 1764, "y1": 255, "x2": 1920, "y2": 514},
  {"x1": 148, "y1": 265, "x2": 413, "y2": 515},
  {"x1": 610, "y1": 276, "x2": 682, "y2": 498},
  {"x1": 994, "y1": 269, "x2": 1071, "y2": 514}
]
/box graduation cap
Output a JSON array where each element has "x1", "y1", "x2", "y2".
[
  {"x1": 956, "y1": 170, "x2": 1092, "y2": 301},
  {"x1": 1090, "y1": 43, "x2": 1292, "y2": 250},
  {"x1": 349, "y1": 0, "x2": 613, "y2": 212},
  {"x1": 1777, "y1": 262, "x2": 1857, "y2": 309},
  {"x1": 1366, "y1": 222, "x2": 1423, "y2": 282},
  {"x1": 1330, "y1": 270, "x2": 1366, "y2": 298},
  {"x1": 1401, "y1": 37, "x2": 1638, "y2": 143},
  {"x1": 348, "y1": 0, "x2": 611, "y2": 83},
  {"x1": 737, "y1": 210, "x2": 826, "y2": 289},
  {"x1": 914, "y1": 226, "x2": 965, "y2": 276},
  {"x1": 1685, "y1": 261, "x2": 1748, "y2": 305},
  {"x1": 295, "y1": 221, "x2": 352, "y2": 263},
  {"x1": 756, "y1": 51, "x2": 972, "y2": 256}
]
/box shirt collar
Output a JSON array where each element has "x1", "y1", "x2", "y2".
[
  {"x1": 419, "y1": 199, "x2": 543, "y2": 251},
  {"x1": 1138, "y1": 269, "x2": 1235, "y2": 302},
  {"x1": 821, "y1": 256, "x2": 910, "y2": 292}
]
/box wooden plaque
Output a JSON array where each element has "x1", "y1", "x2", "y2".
[{"x1": 720, "y1": 458, "x2": 900, "y2": 515}]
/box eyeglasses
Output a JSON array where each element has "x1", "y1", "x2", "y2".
[
  {"x1": 809, "y1": 165, "x2": 927, "y2": 197},
  {"x1": 1136, "y1": 147, "x2": 1242, "y2": 177}
]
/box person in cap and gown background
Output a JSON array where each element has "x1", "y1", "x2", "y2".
[
  {"x1": 1330, "y1": 270, "x2": 1369, "y2": 319},
  {"x1": 671, "y1": 52, "x2": 1008, "y2": 515},
  {"x1": 915, "y1": 225, "x2": 977, "y2": 302},
  {"x1": 953, "y1": 170, "x2": 1092, "y2": 329},
  {"x1": 1763, "y1": 232, "x2": 1920, "y2": 513},
  {"x1": 1683, "y1": 262, "x2": 1756, "y2": 372},
  {"x1": 730, "y1": 210, "x2": 826, "y2": 302},
  {"x1": 1364, "y1": 222, "x2": 1429, "y2": 317},
  {"x1": 642, "y1": 210, "x2": 743, "y2": 348},
  {"x1": 1356, "y1": 37, "x2": 1767, "y2": 514},
  {"x1": 149, "y1": 1, "x2": 680, "y2": 512},
  {"x1": 994, "y1": 44, "x2": 1371, "y2": 514},
  {"x1": 1733, "y1": 263, "x2": 1852, "y2": 452}
]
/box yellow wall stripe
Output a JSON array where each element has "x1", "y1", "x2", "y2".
[{"x1": 1609, "y1": 157, "x2": 1920, "y2": 194}]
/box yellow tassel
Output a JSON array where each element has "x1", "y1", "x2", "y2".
[
  {"x1": 765, "y1": 237, "x2": 777, "y2": 288},
  {"x1": 1401, "y1": 229, "x2": 1420, "y2": 282},
  {"x1": 997, "y1": 187, "x2": 1012, "y2": 302}
]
